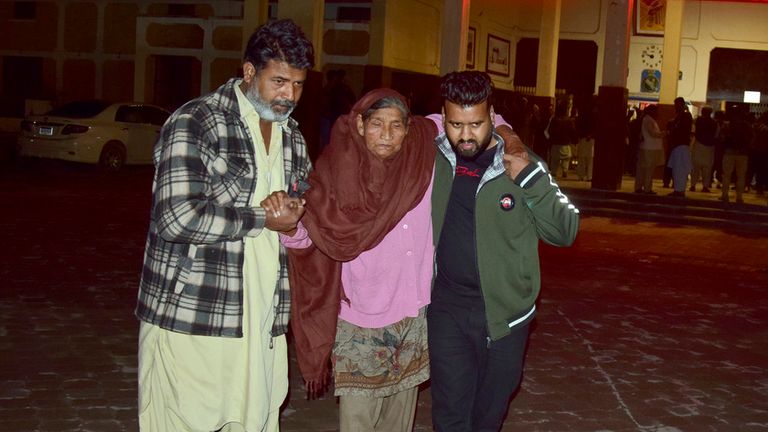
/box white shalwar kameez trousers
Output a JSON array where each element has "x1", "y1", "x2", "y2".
[{"x1": 139, "y1": 84, "x2": 288, "y2": 432}]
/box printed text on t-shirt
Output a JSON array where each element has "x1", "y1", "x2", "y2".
[{"x1": 456, "y1": 166, "x2": 481, "y2": 177}]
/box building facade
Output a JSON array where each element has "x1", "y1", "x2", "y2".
[{"x1": 1, "y1": 0, "x2": 766, "y2": 142}]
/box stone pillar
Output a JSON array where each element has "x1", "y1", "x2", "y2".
[
  {"x1": 439, "y1": 0, "x2": 471, "y2": 74},
  {"x1": 592, "y1": 0, "x2": 632, "y2": 190},
  {"x1": 275, "y1": 0, "x2": 325, "y2": 160},
  {"x1": 363, "y1": 1, "x2": 392, "y2": 90},
  {"x1": 95, "y1": 3, "x2": 105, "y2": 99},
  {"x1": 242, "y1": 0, "x2": 269, "y2": 47},
  {"x1": 529, "y1": 0, "x2": 562, "y2": 140},
  {"x1": 658, "y1": 0, "x2": 684, "y2": 106},
  {"x1": 535, "y1": 0, "x2": 561, "y2": 100},
  {"x1": 656, "y1": 0, "x2": 686, "y2": 126},
  {"x1": 593, "y1": 86, "x2": 628, "y2": 190},
  {"x1": 601, "y1": 0, "x2": 631, "y2": 88},
  {"x1": 277, "y1": 0, "x2": 324, "y2": 70}
]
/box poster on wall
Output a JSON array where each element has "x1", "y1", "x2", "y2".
[
  {"x1": 636, "y1": 0, "x2": 665, "y2": 36},
  {"x1": 467, "y1": 27, "x2": 476, "y2": 69},
  {"x1": 640, "y1": 69, "x2": 661, "y2": 93},
  {"x1": 486, "y1": 34, "x2": 510, "y2": 77}
]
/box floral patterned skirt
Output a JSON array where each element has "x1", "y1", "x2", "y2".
[{"x1": 332, "y1": 308, "x2": 429, "y2": 398}]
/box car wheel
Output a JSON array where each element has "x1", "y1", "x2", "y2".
[{"x1": 99, "y1": 142, "x2": 126, "y2": 171}]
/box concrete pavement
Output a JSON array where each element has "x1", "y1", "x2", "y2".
[{"x1": 1, "y1": 161, "x2": 767, "y2": 431}]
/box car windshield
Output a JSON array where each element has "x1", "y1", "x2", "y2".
[{"x1": 46, "y1": 100, "x2": 111, "y2": 118}]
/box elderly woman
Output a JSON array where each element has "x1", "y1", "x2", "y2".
[{"x1": 273, "y1": 88, "x2": 436, "y2": 431}]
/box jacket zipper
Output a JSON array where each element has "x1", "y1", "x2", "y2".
[
  {"x1": 474, "y1": 143, "x2": 506, "y2": 349},
  {"x1": 442, "y1": 141, "x2": 502, "y2": 349}
]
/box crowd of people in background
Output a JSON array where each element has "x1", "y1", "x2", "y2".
[
  {"x1": 491, "y1": 93, "x2": 596, "y2": 183},
  {"x1": 493, "y1": 91, "x2": 767, "y2": 206},
  {"x1": 628, "y1": 101, "x2": 768, "y2": 204}
]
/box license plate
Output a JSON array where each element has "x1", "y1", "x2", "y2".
[{"x1": 38, "y1": 126, "x2": 54, "y2": 136}]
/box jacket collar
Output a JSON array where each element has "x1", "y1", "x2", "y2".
[{"x1": 434, "y1": 130, "x2": 507, "y2": 187}]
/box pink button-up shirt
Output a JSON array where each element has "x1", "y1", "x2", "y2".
[{"x1": 280, "y1": 175, "x2": 434, "y2": 329}]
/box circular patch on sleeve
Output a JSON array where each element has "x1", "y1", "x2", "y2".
[{"x1": 499, "y1": 193, "x2": 515, "y2": 211}]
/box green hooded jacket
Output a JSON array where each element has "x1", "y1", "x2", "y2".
[{"x1": 432, "y1": 132, "x2": 579, "y2": 341}]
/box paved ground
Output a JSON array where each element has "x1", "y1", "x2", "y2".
[
  {"x1": 557, "y1": 173, "x2": 768, "y2": 207},
  {"x1": 1, "y1": 160, "x2": 767, "y2": 432}
]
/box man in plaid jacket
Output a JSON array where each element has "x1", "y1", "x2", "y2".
[{"x1": 136, "y1": 19, "x2": 313, "y2": 431}]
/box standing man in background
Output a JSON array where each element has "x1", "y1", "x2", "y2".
[
  {"x1": 135, "y1": 19, "x2": 313, "y2": 431},
  {"x1": 720, "y1": 107, "x2": 754, "y2": 204},
  {"x1": 666, "y1": 97, "x2": 693, "y2": 197},
  {"x1": 428, "y1": 71, "x2": 580, "y2": 432},
  {"x1": 546, "y1": 99, "x2": 578, "y2": 179},
  {"x1": 634, "y1": 104, "x2": 666, "y2": 195},
  {"x1": 690, "y1": 106, "x2": 717, "y2": 193}
]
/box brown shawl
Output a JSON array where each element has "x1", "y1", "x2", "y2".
[{"x1": 288, "y1": 88, "x2": 437, "y2": 383}]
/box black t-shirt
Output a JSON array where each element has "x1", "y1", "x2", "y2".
[{"x1": 433, "y1": 147, "x2": 495, "y2": 305}]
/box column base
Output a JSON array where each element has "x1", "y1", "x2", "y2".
[{"x1": 592, "y1": 86, "x2": 628, "y2": 191}]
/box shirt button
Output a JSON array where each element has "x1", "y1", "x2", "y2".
[
  {"x1": 403, "y1": 224, "x2": 409, "y2": 229},
  {"x1": 406, "y1": 251, "x2": 413, "y2": 256}
]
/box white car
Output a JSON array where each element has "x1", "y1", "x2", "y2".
[{"x1": 17, "y1": 100, "x2": 170, "y2": 170}]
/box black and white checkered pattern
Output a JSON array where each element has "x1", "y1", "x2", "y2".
[{"x1": 136, "y1": 78, "x2": 312, "y2": 338}]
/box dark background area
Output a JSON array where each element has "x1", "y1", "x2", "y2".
[{"x1": 707, "y1": 48, "x2": 768, "y2": 101}]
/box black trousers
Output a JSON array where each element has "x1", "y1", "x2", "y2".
[{"x1": 427, "y1": 300, "x2": 531, "y2": 432}]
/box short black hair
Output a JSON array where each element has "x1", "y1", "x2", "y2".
[
  {"x1": 244, "y1": 19, "x2": 315, "y2": 73},
  {"x1": 440, "y1": 71, "x2": 493, "y2": 107}
]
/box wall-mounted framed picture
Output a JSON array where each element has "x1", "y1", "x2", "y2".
[
  {"x1": 466, "y1": 27, "x2": 476, "y2": 69},
  {"x1": 636, "y1": 0, "x2": 665, "y2": 36},
  {"x1": 640, "y1": 69, "x2": 661, "y2": 93},
  {"x1": 486, "y1": 34, "x2": 510, "y2": 77}
]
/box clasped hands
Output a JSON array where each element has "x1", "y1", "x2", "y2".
[{"x1": 260, "y1": 191, "x2": 305, "y2": 234}]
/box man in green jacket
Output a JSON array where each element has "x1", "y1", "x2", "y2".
[{"x1": 428, "y1": 71, "x2": 579, "y2": 431}]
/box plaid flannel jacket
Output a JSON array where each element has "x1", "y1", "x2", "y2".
[{"x1": 135, "y1": 78, "x2": 312, "y2": 338}]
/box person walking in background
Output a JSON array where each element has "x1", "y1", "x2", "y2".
[
  {"x1": 428, "y1": 71, "x2": 579, "y2": 432},
  {"x1": 634, "y1": 104, "x2": 665, "y2": 194},
  {"x1": 546, "y1": 99, "x2": 578, "y2": 179},
  {"x1": 627, "y1": 106, "x2": 644, "y2": 177},
  {"x1": 690, "y1": 106, "x2": 717, "y2": 193},
  {"x1": 576, "y1": 130, "x2": 594, "y2": 182},
  {"x1": 666, "y1": 97, "x2": 693, "y2": 197},
  {"x1": 721, "y1": 107, "x2": 754, "y2": 204},
  {"x1": 135, "y1": 20, "x2": 314, "y2": 431},
  {"x1": 712, "y1": 110, "x2": 728, "y2": 189}
]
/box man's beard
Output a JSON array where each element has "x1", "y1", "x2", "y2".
[
  {"x1": 245, "y1": 85, "x2": 295, "y2": 122},
  {"x1": 453, "y1": 133, "x2": 493, "y2": 161}
]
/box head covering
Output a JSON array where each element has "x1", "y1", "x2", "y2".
[{"x1": 288, "y1": 88, "x2": 437, "y2": 384}]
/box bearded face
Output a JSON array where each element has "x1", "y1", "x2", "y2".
[{"x1": 443, "y1": 100, "x2": 494, "y2": 160}]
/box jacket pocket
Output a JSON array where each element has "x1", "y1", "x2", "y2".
[
  {"x1": 172, "y1": 244, "x2": 197, "y2": 294},
  {"x1": 209, "y1": 156, "x2": 250, "y2": 205}
]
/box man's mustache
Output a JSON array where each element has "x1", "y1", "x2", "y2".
[{"x1": 273, "y1": 100, "x2": 295, "y2": 109}]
